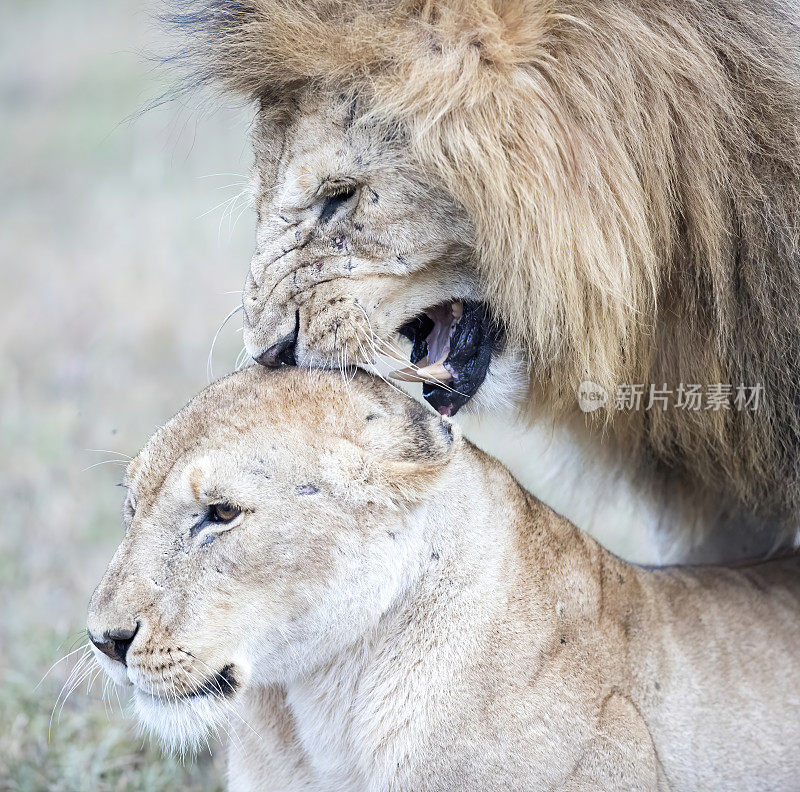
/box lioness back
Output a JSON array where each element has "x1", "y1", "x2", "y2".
[{"x1": 627, "y1": 556, "x2": 800, "y2": 791}]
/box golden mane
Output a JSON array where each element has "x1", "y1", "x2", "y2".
[{"x1": 168, "y1": 0, "x2": 800, "y2": 529}]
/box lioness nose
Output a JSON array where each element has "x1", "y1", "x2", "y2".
[
  {"x1": 255, "y1": 314, "x2": 298, "y2": 368},
  {"x1": 89, "y1": 623, "x2": 139, "y2": 665}
]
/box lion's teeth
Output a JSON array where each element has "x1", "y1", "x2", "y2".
[
  {"x1": 451, "y1": 301, "x2": 463, "y2": 320},
  {"x1": 389, "y1": 362, "x2": 453, "y2": 384}
]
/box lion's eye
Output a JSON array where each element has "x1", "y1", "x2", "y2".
[
  {"x1": 208, "y1": 503, "x2": 241, "y2": 523},
  {"x1": 319, "y1": 184, "x2": 358, "y2": 222}
]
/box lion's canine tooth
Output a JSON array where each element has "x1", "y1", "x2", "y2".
[
  {"x1": 451, "y1": 301, "x2": 463, "y2": 320},
  {"x1": 389, "y1": 362, "x2": 453, "y2": 384}
]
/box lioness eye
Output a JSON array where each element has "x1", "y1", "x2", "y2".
[{"x1": 208, "y1": 503, "x2": 241, "y2": 523}]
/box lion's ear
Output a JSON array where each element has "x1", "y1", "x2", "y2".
[{"x1": 361, "y1": 401, "x2": 460, "y2": 505}]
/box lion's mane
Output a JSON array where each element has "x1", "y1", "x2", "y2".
[{"x1": 168, "y1": 0, "x2": 800, "y2": 531}]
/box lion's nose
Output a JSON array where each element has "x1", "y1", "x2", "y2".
[
  {"x1": 89, "y1": 622, "x2": 139, "y2": 665},
  {"x1": 254, "y1": 311, "x2": 299, "y2": 368}
]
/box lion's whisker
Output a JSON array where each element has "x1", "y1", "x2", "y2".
[
  {"x1": 196, "y1": 172, "x2": 249, "y2": 181},
  {"x1": 83, "y1": 448, "x2": 133, "y2": 460},
  {"x1": 207, "y1": 304, "x2": 244, "y2": 383},
  {"x1": 223, "y1": 189, "x2": 250, "y2": 237},
  {"x1": 198, "y1": 190, "x2": 242, "y2": 221},
  {"x1": 367, "y1": 332, "x2": 469, "y2": 398},
  {"x1": 336, "y1": 346, "x2": 364, "y2": 417},
  {"x1": 351, "y1": 321, "x2": 469, "y2": 399},
  {"x1": 82, "y1": 459, "x2": 129, "y2": 472},
  {"x1": 231, "y1": 195, "x2": 254, "y2": 236},
  {"x1": 234, "y1": 345, "x2": 251, "y2": 371},
  {"x1": 350, "y1": 327, "x2": 417, "y2": 403}
]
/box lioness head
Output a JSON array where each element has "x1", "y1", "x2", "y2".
[
  {"x1": 86, "y1": 367, "x2": 458, "y2": 751},
  {"x1": 243, "y1": 88, "x2": 525, "y2": 417}
]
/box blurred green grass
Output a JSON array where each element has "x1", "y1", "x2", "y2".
[{"x1": 0, "y1": 1, "x2": 253, "y2": 788}]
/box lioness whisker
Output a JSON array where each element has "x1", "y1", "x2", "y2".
[
  {"x1": 50, "y1": 645, "x2": 92, "y2": 725},
  {"x1": 168, "y1": 666, "x2": 249, "y2": 759},
  {"x1": 35, "y1": 642, "x2": 92, "y2": 692},
  {"x1": 187, "y1": 656, "x2": 261, "y2": 746},
  {"x1": 101, "y1": 675, "x2": 111, "y2": 720},
  {"x1": 50, "y1": 649, "x2": 95, "y2": 738}
]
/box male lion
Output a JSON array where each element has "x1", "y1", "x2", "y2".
[
  {"x1": 167, "y1": 0, "x2": 800, "y2": 555},
  {"x1": 87, "y1": 367, "x2": 800, "y2": 791}
]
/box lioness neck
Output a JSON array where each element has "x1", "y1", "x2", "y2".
[
  {"x1": 266, "y1": 443, "x2": 800, "y2": 792},
  {"x1": 280, "y1": 445, "x2": 618, "y2": 788}
]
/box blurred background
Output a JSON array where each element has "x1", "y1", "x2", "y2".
[
  {"x1": 1, "y1": 0, "x2": 251, "y2": 788},
  {"x1": 0, "y1": 2, "x2": 654, "y2": 790}
]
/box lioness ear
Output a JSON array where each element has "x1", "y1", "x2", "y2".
[{"x1": 361, "y1": 401, "x2": 460, "y2": 504}]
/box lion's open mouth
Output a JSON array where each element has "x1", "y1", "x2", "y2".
[{"x1": 395, "y1": 301, "x2": 502, "y2": 416}]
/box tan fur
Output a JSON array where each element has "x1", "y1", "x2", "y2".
[
  {"x1": 166, "y1": 0, "x2": 800, "y2": 538},
  {"x1": 88, "y1": 368, "x2": 800, "y2": 790}
]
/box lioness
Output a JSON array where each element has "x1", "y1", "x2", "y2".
[{"x1": 88, "y1": 367, "x2": 800, "y2": 791}]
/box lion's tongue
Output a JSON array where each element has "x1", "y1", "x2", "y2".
[
  {"x1": 423, "y1": 302, "x2": 460, "y2": 365},
  {"x1": 424, "y1": 302, "x2": 499, "y2": 415},
  {"x1": 391, "y1": 303, "x2": 459, "y2": 384},
  {"x1": 394, "y1": 301, "x2": 500, "y2": 416}
]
